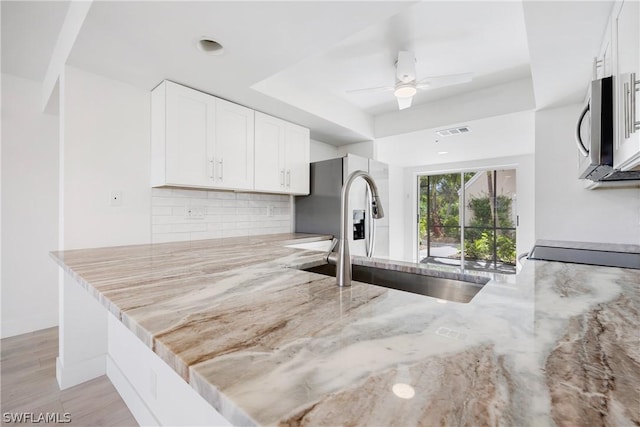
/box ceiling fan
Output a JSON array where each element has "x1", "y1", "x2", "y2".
[{"x1": 347, "y1": 51, "x2": 473, "y2": 110}]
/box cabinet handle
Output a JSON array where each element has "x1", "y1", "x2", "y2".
[
  {"x1": 592, "y1": 56, "x2": 603, "y2": 79},
  {"x1": 632, "y1": 73, "x2": 640, "y2": 134},
  {"x1": 280, "y1": 169, "x2": 285, "y2": 186},
  {"x1": 625, "y1": 81, "x2": 631, "y2": 139},
  {"x1": 209, "y1": 157, "x2": 215, "y2": 180},
  {"x1": 218, "y1": 158, "x2": 223, "y2": 181},
  {"x1": 286, "y1": 170, "x2": 291, "y2": 187}
]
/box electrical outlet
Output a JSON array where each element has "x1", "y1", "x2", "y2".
[
  {"x1": 185, "y1": 206, "x2": 205, "y2": 219},
  {"x1": 109, "y1": 191, "x2": 123, "y2": 207}
]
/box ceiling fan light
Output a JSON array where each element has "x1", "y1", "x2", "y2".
[{"x1": 394, "y1": 84, "x2": 417, "y2": 98}]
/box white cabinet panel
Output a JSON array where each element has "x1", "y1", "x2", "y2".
[
  {"x1": 284, "y1": 123, "x2": 310, "y2": 195},
  {"x1": 254, "y1": 112, "x2": 310, "y2": 195},
  {"x1": 164, "y1": 82, "x2": 215, "y2": 187},
  {"x1": 214, "y1": 99, "x2": 254, "y2": 190},
  {"x1": 254, "y1": 112, "x2": 286, "y2": 193},
  {"x1": 152, "y1": 81, "x2": 307, "y2": 194},
  {"x1": 595, "y1": 18, "x2": 612, "y2": 79},
  {"x1": 151, "y1": 81, "x2": 255, "y2": 190},
  {"x1": 613, "y1": 0, "x2": 640, "y2": 170}
]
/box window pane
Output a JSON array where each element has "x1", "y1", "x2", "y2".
[
  {"x1": 463, "y1": 228, "x2": 495, "y2": 269},
  {"x1": 425, "y1": 226, "x2": 461, "y2": 266},
  {"x1": 464, "y1": 171, "x2": 495, "y2": 228},
  {"x1": 496, "y1": 229, "x2": 516, "y2": 266},
  {"x1": 495, "y1": 169, "x2": 517, "y2": 228},
  {"x1": 428, "y1": 173, "x2": 461, "y2": 228}
]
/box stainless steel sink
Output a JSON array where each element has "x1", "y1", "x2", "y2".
[{"x1": 301, "y1": 263, "x2": 489, "y2": 303}]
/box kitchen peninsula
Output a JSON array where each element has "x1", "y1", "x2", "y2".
[{"x1": 51, "y1": 233, "x2": 640, "y2": 426}]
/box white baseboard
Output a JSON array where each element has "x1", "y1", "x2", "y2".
[
  {"x1": 56, "y1": 354, "x2": 106, "y2": 390},
  {"x1": 1, "y1": 312, "x2": 58, "y2": 338},
  {"x1": 107, "y1": 355, "x2": 160, "y2": 427}
]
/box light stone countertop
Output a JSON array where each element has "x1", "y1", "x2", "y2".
[{"x1": 51, "y1": 233, "x2": 640, "y2": 426}]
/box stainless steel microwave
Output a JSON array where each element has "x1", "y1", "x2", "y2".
[
  {"x1": 576, "y1": 76, "x2": 640, "y2": 182},
  {"x1": 576, "y1": 76, "x2": 614, "y2": 181}
]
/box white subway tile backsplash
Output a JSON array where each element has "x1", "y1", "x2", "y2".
[
  {"x1": 151, "y1": 188, "x2": 292, "y2": 244},
  {"x1": 153, "y1": 232, "x2": 191, "y2": 243},
  {"x1": 223, "y1": 229, "x2": 248, "y2": 238},
  {"x1": 152, "y1": 206, "x2": 172, "y2": 216},
  {"x1": 171, "y1": 223, "x2": 207, "y2": 233},
  {"x1": 152, "y1": 224, "x2": 172, "y2": 234},
  {"x1": 208, "y1": 222, "x2": 224, "y2": 231},
  {"x1": 190, "y1": 231, "x2": 223, "y2": 240},
  {"x1": 208, "y1": 191, "x2": 236, "y2": 200}
]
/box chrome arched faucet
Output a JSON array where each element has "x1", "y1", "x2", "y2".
[{"x1": 335, "y1": 170, "x2": 385, "y2": 287}]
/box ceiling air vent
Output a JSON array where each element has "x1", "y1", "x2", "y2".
[{"x1": 435, "y1": 126, "x2": 471, "y2": 137}]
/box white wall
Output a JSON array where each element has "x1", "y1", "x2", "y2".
[
  {"x1": 61, "y1": 66, "x2": 151, "y2": 250},
  {"x1": 309, "y1": 139, "x2": 339, "y2": 162},
  {"x1": 337, "y1": 140, "x2": 375, "y2": 159},
  {"x1": 56, "y1": 66, "x2": 152, "y2": 388},
  {"x1": 535, "y1": 103, "x2": 640, "y2": 244},
  {"x1": 1, "y1": 74, "x2": 59, "y2": 338}
]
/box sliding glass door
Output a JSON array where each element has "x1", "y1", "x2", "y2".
[{"x1": 418, "y1": 169, "x2": 517, "y2": 273}]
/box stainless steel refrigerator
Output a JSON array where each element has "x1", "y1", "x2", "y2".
[{"x1": 295, "y1": 154, "x2": 389, "y2": 258}]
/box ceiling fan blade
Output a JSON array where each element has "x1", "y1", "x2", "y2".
[
  {"x1": 418, "y1": 72, "x2": 473, "y2": 88},
  {"x1": 346, "y1": 86, "x2": 394, "y2": 94},
  {"x1": 397, "y1": 96, "x2": 413, "y2": 110},
  {"x1": 396, "y1": 51, "x2": 416, "y2": 83}
]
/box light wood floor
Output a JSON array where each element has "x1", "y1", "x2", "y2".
[{"x1": 1, "y1": 327, "x2": 137, "y2": 427}]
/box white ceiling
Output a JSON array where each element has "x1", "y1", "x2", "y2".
[
  {"x1": 64, "y1": 1, "x2": 412, "y2": 143},
  {"x1": 258, "y1": 1, "x2": 531, "y2": 116},
  {"x1": 0, "y1": 1, "x2": 616, "y2": 147},
  {"x1": 1, "y1": 1, "x2": 70, "y2": 81},
  {"x1": 376, "y1": 111, "x2": 535, "y2": 167}
]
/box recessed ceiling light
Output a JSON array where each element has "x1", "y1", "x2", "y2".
[
  {"x1": 437, "y1": 151, "x2": 449, "y2": 155},
  {"x1": 197, "y1": 38, "x2": 224, "y2": 55}
]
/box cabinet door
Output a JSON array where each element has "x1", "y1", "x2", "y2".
[
  {"x1": 254, "y1": 112, "x2": 286, "y2": 192},
  {"x1": 596, "y1": 19, "x2": 612, "y2": 78},
  {"x1": 613, "y1": 0, "x2": 640, "y2": 170},
  {"x1": 284, "y1": 123, "x2": 310, "y2": 195},
  {"x1": 165, "y1": 82, "x2": 215, "y2": 187},
  {"x1": 215, "y1": 99, "x2": 255, "y2": 190}
]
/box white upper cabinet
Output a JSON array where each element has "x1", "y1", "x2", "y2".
[
  {"x1": 152, "y1": 81, "x2": 215, "y2": 188},
  {"x1": 612, "y1": 0, "x2": 640, "y2": 170},
  {"x1": 594, "y1": 18, "x2": 612, "y2": 79},
  {"x1": 254, "y1": 112, "x2": 310, "y2": 195},
  {"x1": 254, "y1": 113, "x2": 285, "y2": 192},
  {"x1": 152, "y1": 81, "x2": 289, "y2": 192},
  {"x1": 214, "y1": 99, "x2": 254, "y2": 190},
  {"x1": 284, "y1": 123, "x2": 310, "y2": 195}
]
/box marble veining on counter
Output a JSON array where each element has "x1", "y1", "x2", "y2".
[{"x1": 51, "y1": 233, "x2": 640, "y2": 426}]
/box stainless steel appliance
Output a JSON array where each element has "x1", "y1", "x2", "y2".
[
  {"x1": 295, "y1": 154, "x2": 389, "y2": 258},
  {"x1": 576, "y1": 76, "x2": 640, "y2": 182},
  {"x1": 528, "y1": 240, "x2": 640, "y2": 269}
]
